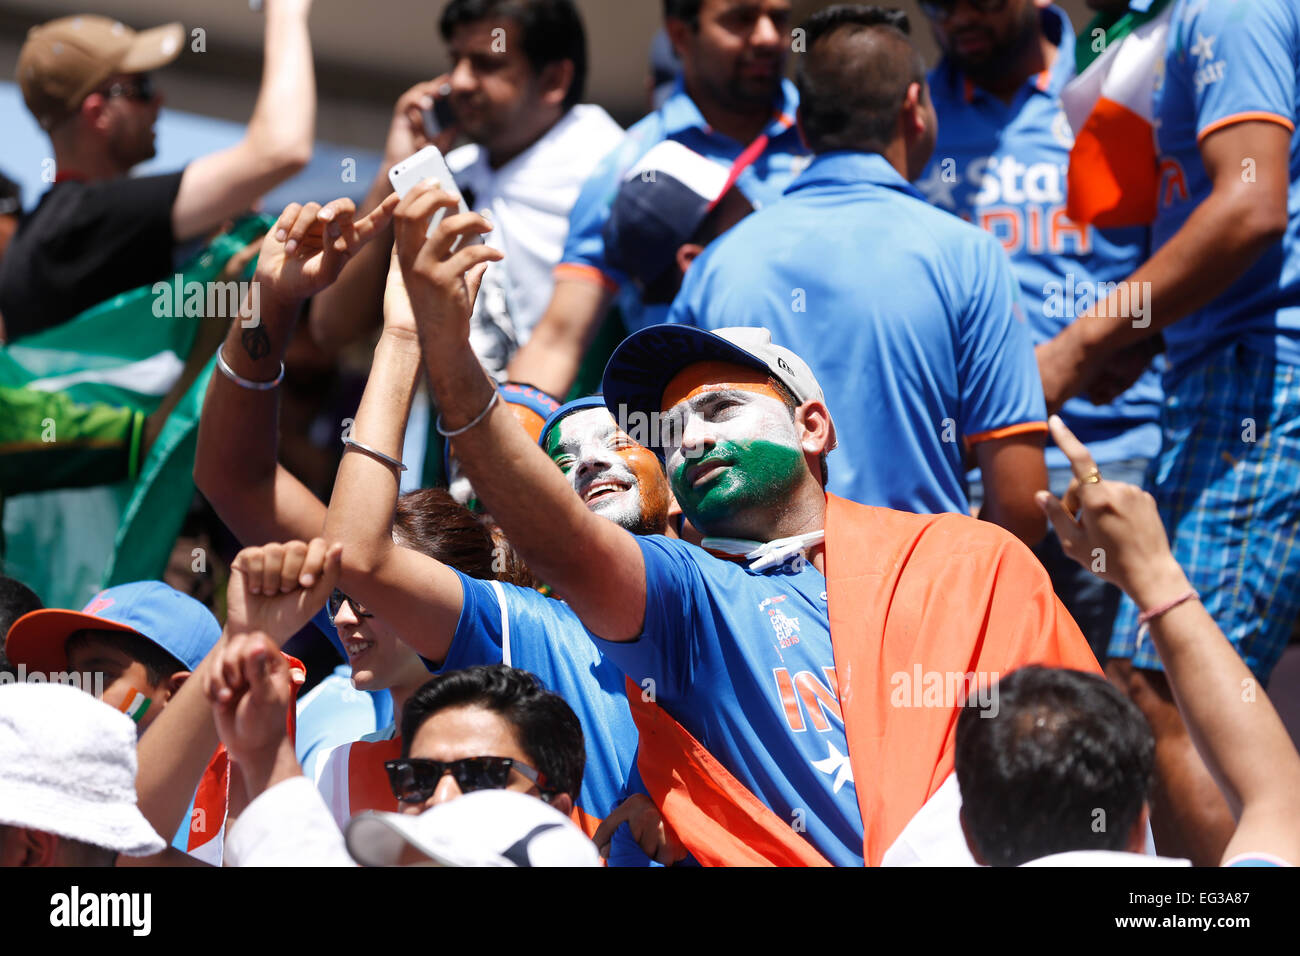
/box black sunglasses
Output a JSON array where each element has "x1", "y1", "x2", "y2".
[
  {"x1": 920, "y1": 0, "x2": 1009, "y2": 17},
  {"x1": 99, "y1": 74, "x2": 155, "y2": 103},
  {"x1": 385, "y1": 756, "x2": 551, "y2": 803},
  {"x1": 327, "y1": 588, "x2": 374, "y2": 625}
]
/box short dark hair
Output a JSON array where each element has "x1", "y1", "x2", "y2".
[
  {"x1": 663, "y1": 0, "x2": 703, "y2": 28},
  {"x1": 440, "y1": 0, "x2": 588, "y2": 110},
  {"x1": 64, "y1": 629, "x2": 187, "y2": 687},
  {"x1": 795, "y1": 5, "x2": 925, "y2": 155},
  {"x1": 0, "y1": 576, "x2": 43, "y2": 677},
  {"x1": 401, "y1": 664, "x2": 585, "y2": 799},
  {"x1": 955, "y1": 666, "x2": 1155, "y2": 867}
]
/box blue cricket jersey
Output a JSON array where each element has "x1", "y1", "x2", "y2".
[
  {"x1": 559, "y1": 77, "x2": 810, "y2": 332},
  {"x1": 594, "y1": 535, "x2": 866, "y2": 867},
  {"x1": 667, "y1": 150, "x2": 1047, "y2": 516},
  {"x1": 440, "y1": 570, "x2": 640, "y2": 842},
  {"x1": 919, "y1": 4, "x2": 1163, "y2": 468},
  {"x1": 1153, "y1": 0, "x2": 1300, "y2": 372}
]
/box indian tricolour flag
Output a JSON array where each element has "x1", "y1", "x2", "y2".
[
  {"x1": 0, "y1": 215, "x2": 271, "y2": 610},
  {"x1": 1061, "y1": 0, "x2": 1174, "y2": 228},
  {"x1": 115, "y1": 689, "x2": 152, "y2": 723}
]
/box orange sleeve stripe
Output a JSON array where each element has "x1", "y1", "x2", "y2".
[
  {"x1": 1198, "y1": 111, "x2": 1295, "y2": 142},
  {"x1": 553, "y1": 262, "x2": 621, "y2": 293},
  {"x1": 965, "y1": 420, "x2": 1049, "y2": 445}
]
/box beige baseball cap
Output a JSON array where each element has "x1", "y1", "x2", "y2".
[{"x1": 16, "y1": 15, "x2": 184, "y2": 130}]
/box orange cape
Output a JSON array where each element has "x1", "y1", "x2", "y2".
[{"x1": 629, "y1": 495, "x2": 1099, "y2": 865}]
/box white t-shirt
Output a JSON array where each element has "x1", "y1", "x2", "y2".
[{"x1": 448, "y1": 103, "x2": 625, "y2": 344}]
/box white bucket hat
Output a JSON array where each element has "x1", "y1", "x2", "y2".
[
  {"x1": 0, "y1": 682, "x2": 165, "y2": 856},
  {"x1": 345, "y1": 789, "x2": 601, "y2": 867}
]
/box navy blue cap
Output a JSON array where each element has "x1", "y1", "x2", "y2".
[{"x1": 602, "y1": 141, "x2": 732, "y2": 290}]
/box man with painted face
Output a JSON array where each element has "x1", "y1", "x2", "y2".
[
  {"x1": 538, "y1": 396, "x2": 672, "y2": 539},
  {"x1": 319, "y1": 252, "x2": 672, "y2": 856},
  {"x1": 388, "y1": 178, "x2": 1100, "y2": 865}
]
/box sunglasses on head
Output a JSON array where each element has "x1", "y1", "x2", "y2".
[
  {"x1": 385, "y1": 756, "x2": 551, "y2": 804},
  {"x1": 920, "y1": 0, "x2": 1009, "y2": 17},
  {"x1": 327, "y1": 589, "x2": 374, "y2": 625},
  {"x1": 99, "y1": 74, "x2": 155, "y2": 103}
]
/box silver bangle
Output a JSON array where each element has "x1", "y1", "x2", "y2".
[
  {"x1": 342, "y1": 437, "x2": 407, "y2": 472},
  {"x1": 436, "y1": 390, "x2": 500, "y2": 438},
  {"x1": 216, "y1": 346, "x2": 284, "y2": 391}
]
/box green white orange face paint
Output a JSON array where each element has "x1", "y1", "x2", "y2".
[
  {"x1": 545, "y1": 407, "x2": 670, "y2": 535},
  {"x1": 660, "y1": 362, "x2": 806, "y2": 531}
]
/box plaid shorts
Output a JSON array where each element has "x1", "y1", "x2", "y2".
[{"x1": 1109, "y1": 343, "x2": 1300, "y2": 683}]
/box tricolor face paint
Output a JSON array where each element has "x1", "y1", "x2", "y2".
[
  {"x1": 660, "y1": 363, "x2": 807, "y2": 533},
  {"x1": 545, "y1": 407, "x2": 670, "y2": 535},
  {"x1": 66, "y1": 633, "x2": 164, "y2": 734}
]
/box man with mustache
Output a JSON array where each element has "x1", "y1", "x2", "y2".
[
  {"x1": 389, "y1": 179, "x2": 1098, "y2": 865},
  {"x1": 538, "y1": 396, "x2": 672, "y2": 538},
  {"x1": 508, "y1": 0, "x2": 808, "y2": 399}
]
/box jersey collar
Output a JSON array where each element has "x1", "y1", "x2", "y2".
[
  {"x1": 784, "y1": 151, "x2": 926, "y2": 202},
  {"x1": 702, "y1": 530, "x2": 825, "y2": 572}
]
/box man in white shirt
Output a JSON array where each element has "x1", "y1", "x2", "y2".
[{"x1": 309, "y1": 0, "x2": 623, "y2": 367}]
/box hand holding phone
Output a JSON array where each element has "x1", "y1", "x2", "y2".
[
  {"x1": 422, "y1": 83, "x2": 456, "y2": 139},
  {"x1": 387, "y1": 145, "x2": 485, "y2": 250}
]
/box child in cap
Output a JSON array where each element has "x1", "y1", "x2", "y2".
[
  {"x1": 6, "y1": 580, "x2": 220, "y2": 732},
  {"x1": 6, "y1": 581, "x2": 228, "y2": 863}
]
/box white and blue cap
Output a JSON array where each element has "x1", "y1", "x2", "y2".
[
  {"x1": 602, "y1": 140, "x2": 734, "y2": 290},
  {"x1": 602, "y1": 324, "x2": 837, "y2": 456},
  {"x1": 6, "y1": 580, "x2": 221, "y2": 677}
]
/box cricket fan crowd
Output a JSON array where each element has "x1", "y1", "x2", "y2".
[{"x1": 1, "y1": 0, "x2": 1299, "y2": 871}]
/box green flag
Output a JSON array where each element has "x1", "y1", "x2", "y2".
[{"x1": 0, "y1": 216, "x2": 272, "y2": 608}]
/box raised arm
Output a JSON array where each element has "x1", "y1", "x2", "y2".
[
  {"x1": 1038, "y1": 120, "x2": 1291, "y2": 410},
  {"x1": 171, "y1": 0, "x2": 317, "y2": 241},
  {"x1": 194, "y1": 195, "x2": 397, "y2": 545},
  {"x1": 504, "y1": 278, "x2": 617, "y2": 399},
  {"x1": 1040, "y1": 416, "x2": 1300, "y2": 865},
  {"x1": 393, "y1": 183, "x2": 647, "y2": 641},
  {"x1": 321, "y1": 255, "x2": 465, "y2": 663},
  {"x1": 135, "y1": 539, "x2": 339, "y2": 852}
]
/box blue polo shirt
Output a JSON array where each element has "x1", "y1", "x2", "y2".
[
  {"x1": 559, "y1": 77, "x2": 810, "y2": 332},
  {"x1": 666, "y1": 150, "x2": 1046, "y2": 516},
  {"x1": 1153, "y1": 0, "x2": 1300, "y2": 372},
  {"x1": 918, "y1": 5, "x2": 1162, "y2": 468},
  {"x1": 438, "y1": 571, "x2": 641, "y2": 853},
  {"x1": 594, "y1": 535, "x2": 865, "y2": 866}
]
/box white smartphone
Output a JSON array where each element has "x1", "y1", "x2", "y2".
[{"x1": 387, "y1": 145, "x2": 484, "y2": 248}]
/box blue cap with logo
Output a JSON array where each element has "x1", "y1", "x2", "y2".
[{"x1": 5, "y1": 580, "x2": 221, "y2": 677}]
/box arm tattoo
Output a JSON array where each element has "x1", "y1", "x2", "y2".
[{"x1": 241, "y1": 323, "x2": 271, "y2": 360}]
